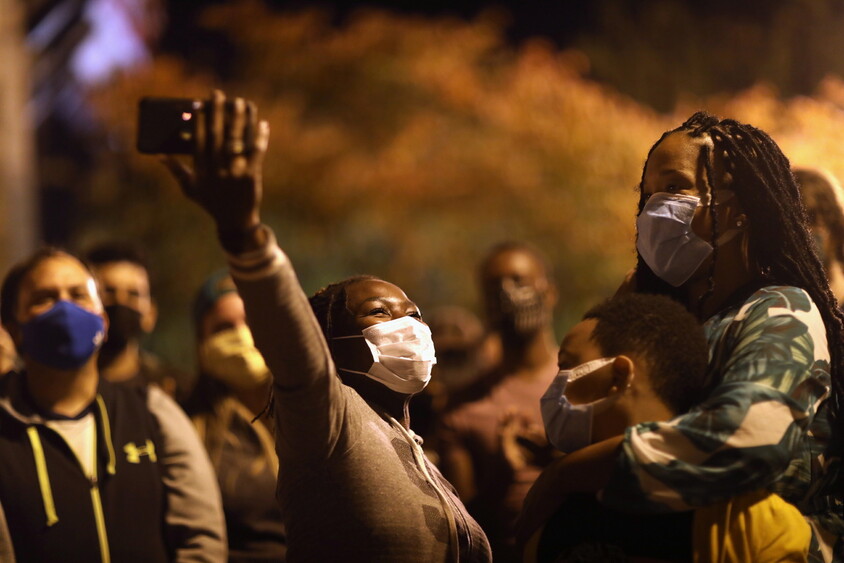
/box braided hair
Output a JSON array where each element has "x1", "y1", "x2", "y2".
[
  {"x1": 253, "y1": 274, "x2": 381, "y2": 422},
  {"x1": 308, "y1": 275, "x2": 381, "y2": 340},
  {"x1": 634, "y1": 111, "x2": 844, "y2": 429}
]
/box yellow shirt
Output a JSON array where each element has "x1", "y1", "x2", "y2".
[
  {"x1": 693, "y1": 490, "x2": 810, "y2": 563},
  {"x1": 523, "y1": 490, "x2": 810, "y2": 562}
]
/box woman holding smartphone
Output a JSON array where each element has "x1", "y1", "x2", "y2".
[{"x1": 162, "y1": 91, "x2": 492, "y2": 563}]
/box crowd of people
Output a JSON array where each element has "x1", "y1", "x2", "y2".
[{"x1": 0, "y1": 90, "x2": 841, "y2": 563}]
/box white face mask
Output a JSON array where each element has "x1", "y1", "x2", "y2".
[
  {"x1": 199, "y1": 325, "x2": 271, "y2": 390},
  {"x1": 333, "y1": 316, "x2": 437, "y2": 395},
  {"x1": 637, "y1": 192, "x2": 742, "y2": 287},
  {"x1": 540, "y1": 357, "x2": 619, "y2": 453}
]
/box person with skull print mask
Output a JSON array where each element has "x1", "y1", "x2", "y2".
[
  {"x1": 793, "y1": 168, "x2": 844, "y2": 306},
  {"x1": 436, "y1": 241, "x2": 559, "y2": 563},
  {"x1": 85, "y1": 242, "x2": 187, "y2": 399}
]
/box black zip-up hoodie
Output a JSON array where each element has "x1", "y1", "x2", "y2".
[{"x1": 0, "y1": 371, "x2": 170, "y2": 563}]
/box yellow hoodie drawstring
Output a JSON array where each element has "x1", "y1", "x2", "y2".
[
  {"x1": 26, "y1": 426, "x2": 59, "y2": 527},
  {"x1": 94, "y1": 395, "x2": 116, "y2": 475},
  {"x1": 24, "y1": 394, "x2": 116, "y2": 529}
]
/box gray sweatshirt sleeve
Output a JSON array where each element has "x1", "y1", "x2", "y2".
[
  {"x1": 225, "y1": 227, "x2": 334, "y2": 390},
  {"x1": 225, "y1": 226, "x2": 346, "y2": 459},
  {"x1": 146, "y1": 385, "x2": 228, "y2": 562},
  {"x1": 0, "y1": 499, "x2": 16, "y2": 563}
]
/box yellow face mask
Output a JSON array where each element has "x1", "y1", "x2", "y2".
[{"x1": 199, "y1": 325, "x2": 271, "y2": 390}]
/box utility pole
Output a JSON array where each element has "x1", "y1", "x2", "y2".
[{"x1": 0, "y1": 0, "x2": 38, "y2": 273}]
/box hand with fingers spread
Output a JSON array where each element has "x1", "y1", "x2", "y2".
[{"x1": 162, "y1": 90, "x2": 270, "y2": 253}]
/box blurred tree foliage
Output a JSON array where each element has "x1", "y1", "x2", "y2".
[
  {"x1": 80, "y1": 2, "x2": 662, "y2": 369},
  {"x1": 681, "y1": 79, "x2": 844, "y2": 183},
  {"x1": 577, "y1": 0, "x2": 844, "y2": 111},
  {"x1": 77, "y1": 1, "x2": 844, "y2": 372}
]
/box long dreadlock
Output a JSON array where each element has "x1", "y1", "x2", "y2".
[{"x1": 635, "y1": 111, "x2": 844, "y2": 435}]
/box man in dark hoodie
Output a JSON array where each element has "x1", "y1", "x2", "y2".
[{"x1": 0, "y1": 248, "x2": 226, "y2": 562}]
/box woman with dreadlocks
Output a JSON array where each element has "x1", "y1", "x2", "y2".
[
  {"x1": 162, "y1": 91, "x2": 492, "y2": 562},
  {"x1": 518, "y1": 112, "x2": 843, "y2": 562}
]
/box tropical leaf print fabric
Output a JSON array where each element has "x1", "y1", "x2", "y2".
[{"x1": 601, "y1": 286, "x2": 841, "y2": 557}]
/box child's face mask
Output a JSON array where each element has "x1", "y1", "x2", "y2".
[{"x1": 540, "y1": 357, "x2": 623, "y2": 453}]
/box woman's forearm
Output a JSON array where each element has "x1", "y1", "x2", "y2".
[{"x1": 516, "y1": 435, "x2": 623, "y2": 547}]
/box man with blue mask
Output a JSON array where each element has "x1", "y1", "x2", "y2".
[
  {"x1": 519, "y1": 294, "x2": 812, "y2": 562},
  {"x1": 0, "y1": 248, "x2": 226, "y2": 562}
]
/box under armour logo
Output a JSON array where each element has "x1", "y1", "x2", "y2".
[{"x1": 124, "y1": 440, "x2": 158, "y2": 463}]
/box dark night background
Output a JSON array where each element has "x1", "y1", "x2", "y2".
[{"x1": 162, "y1": 0, "x2": 844, "y2": 111}]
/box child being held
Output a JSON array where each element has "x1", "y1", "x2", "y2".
[{"x1": 521, "y1": 293, "x2": 811, "y2": 563}]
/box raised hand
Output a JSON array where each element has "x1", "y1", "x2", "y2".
[{"x1": 162, "y1": 90, "x2": 270, "y2": 252}]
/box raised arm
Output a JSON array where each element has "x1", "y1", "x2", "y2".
[
  {"x1": 162, "y1": 91, "x2": 327, "y2": 382},
  {"x1": 162, "y1": 90, "x2": 268, "y2": 255},
  {"x1": 161, "y1": 92, "x2": 344, "y2": 455}
]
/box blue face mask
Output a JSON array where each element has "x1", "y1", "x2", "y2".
[
  {"x1": 540, "y1": 357, "x2": 616, "y2": 454},
  {"x1": 21, "y1": 300, "x2": 105, "y2": 370}
]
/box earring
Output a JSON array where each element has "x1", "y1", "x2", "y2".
[{"x1": 736, "y1": 219, "x2": 744, "y2": 228}]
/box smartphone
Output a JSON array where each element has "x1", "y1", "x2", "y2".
[{"x1": 137, "y1": 97, "x2": 202, "y2": 154}]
